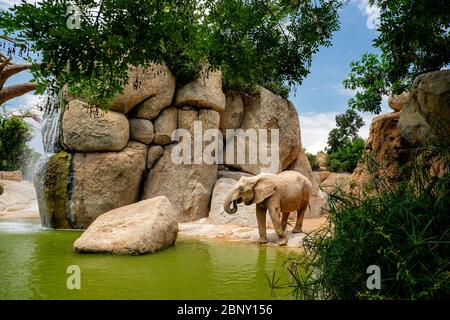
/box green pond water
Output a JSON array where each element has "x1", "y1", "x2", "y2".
[{"x1": 0, "y1": 220, "x2": 292, "y2": 300}]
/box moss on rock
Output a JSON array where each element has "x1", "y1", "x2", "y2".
[{"x1": 35, "y1": 151, "x2": 72, "y2": 229}]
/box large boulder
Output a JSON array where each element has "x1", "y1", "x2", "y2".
[
  {"x1": 34, "y1": 152, "x2": 72, "y2": 229},
  {"x1": 129, "y1": 118, "x2": 154, "y2": 144},
  {"x1": 110, "y1": 63, "x2": 176, "y2": 115},
  {"x1": 175, "y1": 68, "x2": 225, "y2": 112},
  {"x1": 208, "y1": 178, "x2": 257, "y2": 227},
  {"x1": 321, "y1": 172, "x2": 352, "y2": 194},
  {"x1": 226, "y1": 87, "x2": 301, "y2": 175},
  {"x1": 69, "y1": 142, "x2": 147, "y2": 228},
  {"x1": 0, "y1": 180, "x2": 39, "y2": 219},
  {"x1": 352, "y1": 112, "x2": 410, "y2": 185},
  {"x1": 62, "y1": 100, "x2": 129, "y2": 152},
  {"x1": 398, "y1": 70, "x2": 450, "y2": 147},
  {"x1": 143, "y1": 145, "x2": 218, "y2": 222},
  {"x1": 219, "y1": 91, "x2": 244, "y2": 135},
  {"x1": 153, "y1": 106, "x2": 177, "y2": 145},
  {"x1": 73, "y1": 196, "x2": 178, "y2": 255},
  {"x1": 142, "y1": 108, "x2": 220, "y2": 222}
]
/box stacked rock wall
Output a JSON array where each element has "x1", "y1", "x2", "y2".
[{"x1": 36, "y1": 63, "x2": 324, "y2": 229}]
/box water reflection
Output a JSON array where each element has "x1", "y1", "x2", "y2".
[{"x1": 0, "y1": 220, "x2": 290, "y2": 299}]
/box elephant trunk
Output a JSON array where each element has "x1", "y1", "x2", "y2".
[{"x1": 224, "y1": 192, "x2": 238, "y2": 214}]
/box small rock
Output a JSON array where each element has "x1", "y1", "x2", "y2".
[{"x1": 129, "y1": 118, "x2": 154, "y2": 144}]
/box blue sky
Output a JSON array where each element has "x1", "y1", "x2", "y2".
[{"x1": 2, "y1": 0, "x2": 389, "y2": 153}]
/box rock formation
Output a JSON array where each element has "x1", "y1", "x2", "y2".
[
  {"x1": 73, "y1": 196, "x2": 178, "y2": 255},
  {"x1": 351, "y1": 69, "x2": 449, "y2": 188},
  {"x1": 110, "y1": 63, "x2": 175, "y2": 115},
  {"x1": 226, "y1": 87, "x2": 301, "y2": 174},
  {"x1": 398, "y1": 70, "x2": 450, "y2": 147},
  {"x1": 388, "y1": 92, "x2": 409, "y2": 112},
  {"x1": 36, "y1": 63, "x2": 325, "y2": 230},
  {"x1": 34, "y1": 151, "x2": 72, "y2": 229}
]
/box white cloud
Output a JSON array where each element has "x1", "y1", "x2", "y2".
[
  {"x1": 354, "y1": 0, "x2": 380, "y2": 30},
  {"x1": 334, "y1": 84, "x2": 358, "y2": 97},
  {"x1": 299, "y1": 111, "x2": 375, "y2": 154},
  {"x1": 4, "y1": 93, "x2": 46, "y2": 153}
]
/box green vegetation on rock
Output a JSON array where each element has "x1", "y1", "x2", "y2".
[
  {"x1": 37, "y1": 151, "x2": 72, "y2": 229},
  {"x1": 343, "y1": 0, "x2": 450, "y2": 114},
  {"x1": 306, "y1": 152, "x2": 319, "y2": 171},
  {"x1": 0, "y1": 0, "x2": 342, "y2": 106}
]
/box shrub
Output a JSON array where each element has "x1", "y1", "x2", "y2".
[
  {"x1": 306, "y1": 153, "x2": 320, "y2": 171},
  {"x1": 0, "y1": 115, "x2": 31, "y2": 171},
  {"x1": 326, "y1": 137, "x2": 365, "y2": 172},
  {"x1": 270, "y1": 141, "x2": 450, "y2": 299}
]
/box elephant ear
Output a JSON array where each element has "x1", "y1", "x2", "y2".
[{"x1": 253, "y1": 178, "x2": 276, "y2": 204}]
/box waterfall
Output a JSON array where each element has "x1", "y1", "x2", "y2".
[
  {"x1": 41, "y1": 97, "x2": 63, "y2": 154},
  {"x1": 33, "y1": 96, "x2": 65, "y2": 228}
]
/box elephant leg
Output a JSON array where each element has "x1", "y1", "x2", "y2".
[
  {"x1": 281, "y1": 212, "x2": 290, "y2": 232},
  {"x1": 268, "y1": 207, "x2": 287, "y2": 246},
  {"x1": 256, "y1": 205, "x2": 268, "y2": 244},
  {"x1": 293, "y1": 204, "x2": 307, "y2": 233}
]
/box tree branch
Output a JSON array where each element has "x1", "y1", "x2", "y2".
[
  {"x1": 0, "y1": 34, "x2": 17, "y2": 43},
  {"x1": 0, "y1": 82, "x2": 37, "y2": 105},
  {"x1": 0, "y1": 63, "x2": 33, "y2": 89},
  {"x1": 259, "y1": 0, "x2": 290, "y2": 44}
]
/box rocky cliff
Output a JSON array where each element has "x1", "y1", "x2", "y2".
[
  {"x1": 36, "y1": 64, "x2": 322, "y2": 229},
  {"x1": 351, "y1": 69, "x2": 449, "y2": 188}
]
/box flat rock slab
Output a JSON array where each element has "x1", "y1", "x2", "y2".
[
  {"x1": 73, "y1": 196, "x2": 178, "y2": 255},
  {"x1": 179, "y1": 216, "x2": 328, "y2": 248},
  {"x1": 0, "y1": 180, "x2": 39, "y2": 219}
]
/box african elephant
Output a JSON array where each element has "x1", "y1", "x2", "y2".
[{"x1": 223, "y1": 170, "x2": 312, "y2": 246}]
